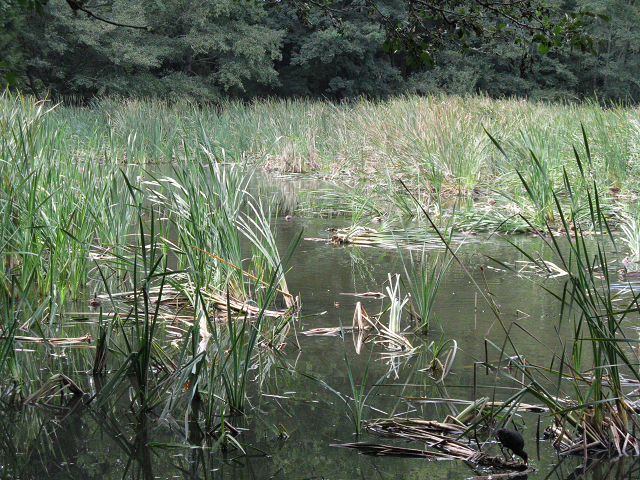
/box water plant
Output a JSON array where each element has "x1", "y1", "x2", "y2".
[
  {"x1": 11, "y1": 92, "x2": 634, "y2": 203},
  {"x1": 385, "y1": 273, "x2": 408, "y2": 335},
  {"x1": 424, "y1": 335, "x2": 458, "y2": 383},
  {"x1": 396, "y1": 228, "x2": 454, "y2": 333},
  {"x1": 620, "y1": 208, "x2": 640, "y2": 263},
  {"x1": 483, "y1": 128, "x2": 640, "y2": 456},
  {"x1": 90, "y1": 174, "x2": 179, "y2": 411},
  {"x1": 298, "y1": 328, "x2": 390, "y2": 435},
  {"x1": 211, "y1": 226, "x2": 301, "y2": 417},
  {"x1": 8, "y1": 90, "x2": 640, "y2": 478}
]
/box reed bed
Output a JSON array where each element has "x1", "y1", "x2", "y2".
[
  {"x1": 0, "y1": 92, "x2": 301, "y2": 432},
  {"x1": 467, "y1": 138, "x2": 640, "y2": 459},
  {"x1": 4, "y1": 91, "x2": 640, "y2": 468},
  {"x1": 27, "y1": 94, "x2": 639, "y2": 192},
  {"x1": 16, "y1": 92, "x2": 636, "y2": 238}
]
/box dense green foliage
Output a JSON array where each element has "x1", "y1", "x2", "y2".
[{"x1": 0, "y1": 0, "x2": 637, "y2": 102}]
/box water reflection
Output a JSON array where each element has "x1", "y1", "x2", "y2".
[{"x1": 3, "y1": 173, "x2": 639, "y2": 479}]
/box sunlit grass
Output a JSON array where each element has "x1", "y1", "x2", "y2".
[
  {"x1": 25, "y1": 93, "x2": 637, "y2": 194},
  {"x1": 5, "y1": 92, "x2": 630, "y2": 238}
]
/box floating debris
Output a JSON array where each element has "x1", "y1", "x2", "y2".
[
  {"x1": 301, "y1": 327, "x2": 343, "y2": 336},
  {"x1": 331, "y1": 442, "x2": 453, "y2": 459},
  {"x1": 14, "y1": 334, "x2": 92, "y2": 345},
  {"x1": 319, "y1": 226, "x2": 452, "y2": 249},
  {"x1": 332, "y1": 417, "x2": 532, "y2": 472},
  {"x1": 339, "y1": 291, "x2": 386, "y2": 298},
  {"x1": 24, "y1": 373, "x2": 85, "y2": 405}
]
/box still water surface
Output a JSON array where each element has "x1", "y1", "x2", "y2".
[{"x1": 3, "y1": 178, "x2": 640, "y2": 480}]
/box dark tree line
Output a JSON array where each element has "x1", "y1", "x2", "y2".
[{"x1": 2, "y1": 0, "x2": 638, "y2": 103}]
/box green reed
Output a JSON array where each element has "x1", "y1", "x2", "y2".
[
  {"x1": 205, "y1": 228, "x2": 301, "y2": 418},
  {"x1": 2, "y1": 92, "x2": 631, "y2": 237},
  {"x1": 297, "y1": 332, "x2": 389, "y2": 435},
  {"x1": 398, "y1": 246, "x2": 453, "y2": 334},
  {"x1": 484, "y1": 128, "x2": 640, "y2": 452},
  {"x1": 27, "y1": 93, "x2": 634, "y2": 193},
  {"x1": 620, "y1": 210, "x2": 640, "y2": 262},
  {"x1": 91, "y1": 176, "x2": 174, "y2": 411},
  {"x1": 0, "y1": 93, "x2": 309, "y2": 437},
  {"x1": 156, "y1": 155, "x2": 250, "y2": 298}
]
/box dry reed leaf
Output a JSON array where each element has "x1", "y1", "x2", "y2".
[
  {"x1": 358, "y1": 418, "x2": 531, "y2": 471},
  {"x1": 14, "y1": 334, "x2": 92, "y2": 345},
  {"x1": 340, "y1": 291, "x2": 386, "y2": 298},
  {"x1": 352, "y1": 302, "x2": 368, "y2": 330},
  {"x1": 24, "y1": 373, "x2": 85, "y2": 404},
  {"x1": 331, "y1": 442, "x2": 450, "y2": 458},
  {"x1": 300, "y1": 327, "x2": 341, "y2": 336},
  {"x1": 208, "y1": 292, "x2": 283, "y2": 318}
]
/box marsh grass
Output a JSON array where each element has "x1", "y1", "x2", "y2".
[
  {"x1": 90, "y1": 176, "x2": 180, "y2": 411},
  {"x1": 481, "y1": 130, "x2": 640, "y2": 455},
  {"x1": 384, "y1": 273, "x2": 408, "y2": 334},
  {"x1": 26, "y1": 93, "x2": 638, "y2": 195},
  {"x1": 184, "y1": 228, "x2": 301, "y2": 421},
  {"x1": 90, "y1": 173, "x2": 300, "y2": 418},
  {"x1": 620, "y1": 208, "x2": 640, "y2": 263},
  {"x1": 6, "y1": 90, "x2": 640, "y2": 466},
  {"x1": 5, "y1": 92, "x2": 635, "y2": 240},
  {"x1": 298, "y1": 328, "x2": 391, "y2": 435},
  {"x1": 396, "y1": 213, "x2": 457, "y2": 333},
  {"x1": 151, "y1": 156, "x2": 250, "y2": 298},
  {"x1": 0, "y1": 93, "x2": 305, "y2": 439}
]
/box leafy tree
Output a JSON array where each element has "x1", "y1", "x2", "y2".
[
  {"x1": 405, "y1": 5, "x2": 586, "y2": 101},
  {"x1": 18, "y1": 0, "x2": 284, "y2": 100},
  {"x1": 269, "y1": 0, "x2": 607, "y2": 99},
  {"x1": 1, "y1": 0, "x2": 43, "y2": 86},
  {"x1": 268, "y1": 0, "x2": 404, "y2": 98},
  {"x1": 568, "y1": 0, "x2": 640, "y2": 102},
  {"x1": 1, "y1": 0, "x2": 618, "y2": 101},
  {"x1": 289, "y1": 0, "x2": 606, "y2": 66}
]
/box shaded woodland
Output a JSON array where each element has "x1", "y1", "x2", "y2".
[{"x1": 1, "y1": 0, "x2": 637, "y2": 103}]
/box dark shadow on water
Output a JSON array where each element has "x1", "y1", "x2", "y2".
[
  {"x1": 2, "y1": 388, "x2": 640, "y2": 479},
  {"x1": 545, "y1": 454, "x2": 640, "y2": 480}
]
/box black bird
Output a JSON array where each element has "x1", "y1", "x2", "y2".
[
  {"x1": 495, "y1": 428, "x2": 528, "y2": 464},
  {"x1": 89, "y1": 293, "x2": 101, "y2": 308}
]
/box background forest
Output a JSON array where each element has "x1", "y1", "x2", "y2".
[{"x1": 1, "y1": 0, "x2": 638, "y2": 103}]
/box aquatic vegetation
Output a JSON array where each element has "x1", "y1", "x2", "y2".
[
  {"x1": 298, "y1": 329, "x2": 392, "y2": 435},
  {"x1": 14, "y1": 92, "x2": 637, "y2": 202},
  {"x1": 620, "y1": 210, "x2": 640, "y2": 263},
  {"x1": 396, "y1": 222, "x2": 455, "y2": 333},
  {"x1": 423, "y1": 335, "x2": 457, "y2": 382},
  {"x1": 0, "y1": 95, "x2": 303, "y2": 431},
  {"x1": 5, "y1": 92, "x2": 640, "y2": 477},
  {"x1": 484, "y1": 131, "x2": 640, "y2": 457},
  {"x1": 208, "y1": 235, "x2": 300, "y2": 417},
  {"x1": 385, "y1": 273, "x2": 408, "y2": 335}
]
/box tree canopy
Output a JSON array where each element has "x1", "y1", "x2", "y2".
[{"x1": 2, "y1": 0, "x2": 631, "y2": 102}]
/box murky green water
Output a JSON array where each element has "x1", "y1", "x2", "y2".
[{"x1": 3, "y1": 176, "x2": 639, "y2": 480}]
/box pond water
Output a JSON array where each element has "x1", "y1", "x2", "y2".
[{"x1": 3, "y1": 175, "x2": 640, "y2": 480}]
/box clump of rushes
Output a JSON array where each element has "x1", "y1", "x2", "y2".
[
  {"x1": 485, "y1": 127, "x2": 640, "y2": 456},
  {"x1": 619, "y1": 208, "x2": 640, "y2": 264},
  {"x1": 25, "y1": 93, "x2": 639, "y2": 198},
  {"x1": 396, "y1": 219, "x2": 455, "y2": 334},
  {"x1": 92, "y1": 174, "x2": 178, "y2": 412}
]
